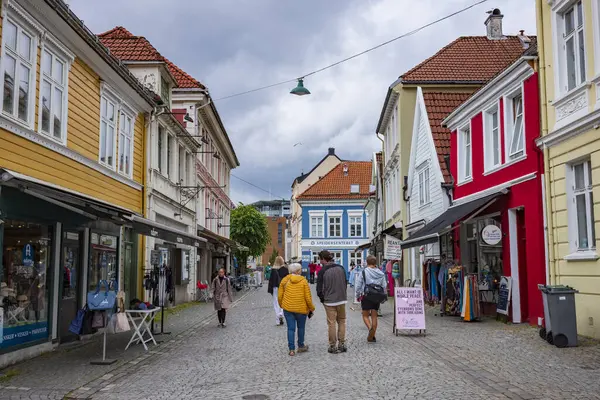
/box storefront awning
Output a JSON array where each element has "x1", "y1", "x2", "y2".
[
  {"x1": 354, "y1": 242, "x2": 372, "y2": 252},
  {"x1": 127, "y1": 215, "x2": 206, "y2": 248},
  {"x1": 197, "y1": 226, "x2": 239, "y2": 250},
  {"x1": 400, "y1": 191, "x2": 505, "y2": 250}
]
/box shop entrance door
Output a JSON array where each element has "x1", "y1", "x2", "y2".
[{"x1": 59, "y1": 231, "x2": 82, "y2": 343}]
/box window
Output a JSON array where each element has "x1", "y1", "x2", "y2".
[
  {"x1": 349, "y1": 214, "x2": 363, "y2": 237},
  {"x1": 328, "y1": 251, "x2": 342, "y2": 265},
  {"x1": 2, "y1": 18, "x2": 35, "y2": 125},
  {"x1": 506, "y1": 93, "x2": 525, "y2": 160},
  {"x1": 158, "y1": 126, "x2": 164, "y2": 173},
  {"x1": 167, "y1": 135, "x2": 173, "y2": 178},
  {"x1": 350, "y1": 251, "x2": 363, "y2": 267},
  {"x1": 118, "y1": 111, "x2": 133, "y2": 177},
  {"x1": 179, "y1": 146, "x2": 186, "y2": 184},
  {"x1": 99, "y1": 94, "x2": 117, "y2": 168},
  {"x1": 569, "y1": 160, "x2": 596, "y2": 251},
  {"x1": 160, "y1": 76, "x2": 170, "y2": 106},
  {"x1": 39, "y1": 49, "x2": 67, "y2": 141},
  {"x1": 563, "y1": 1, "x2": 586, "y2": 92},
  {"x1": 310, "y1": 216, "x2": 324, "y2": 237},
  {"x1": 350, "y1": 184, "x2": 360, "y2": 193},
  {"x1": 484, "y1": 106, "x2": 501, "y2": 170},
  {"x1": 278, "y1": 223, "x2": 283, "y2": 245},
  {"x1": 458, "y1": 125, "x2": 472, "y2": 182},
  {"x1": 418, "y1": 166, "x2": 430, "y2": 206},
  {"x1": 329, "y1": 216, "x2": 341, "y2": 237},
  {"x1": 186, "y1": 152, "x2": 193, "y2": 185}
]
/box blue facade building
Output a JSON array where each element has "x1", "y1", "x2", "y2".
[{"x1": 296, "y1": 161, "x2": 372, "y2": 277}]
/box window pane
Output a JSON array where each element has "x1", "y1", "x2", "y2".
[
  {"x1": 587, "y1": 162, "x2": 593, "y2": 185},
  {"x1": 107, "y1": 125, "x2": 114, "y2": 166},
  {"x1": 511, "y1": 114, "x2": 524, "y2": 155},
  {"x1": 578, "y1": 30, "x2": 586, "y2": 82},
  {"x1": 465, "y1": 143, "x2": 472, "y2": 177},
  {"x1": 18, "y1": 64, "x2": 29, "y2": 121},
  {"x1": 119, "y1": 133, "x2": 125, "y2": 173},
  {"x1": 565, "y1": 7, "x2": 575, "y2": 33},
  {"x1": 576, "y1": 1, "x2": 583, "y2": 27},
  {"x1": 590, "y1": 192, "x2": 596, "y2": 247},
  {"x1": 19, "y1": 32, "x2": 31, "y2": 61},
  {"x1": 576, "y1": 193, "x2": 589, "y2": 249},
  {"x1": 4, "y1": 20, "x2": 17, "y2": 50},
  {"x1": 41, "y1": 80, "x2": 51, "y2": 133},
  {"x1": 3, "y1": 55, "x2": 16, "y2": 114},
  {"x1": 42, "y1": 50, "x2": 52, "y2": 76},
  {"x1": 566, "y1": 37, "x2": 576, "y2": 91},
  {"x1": 101, "y1": 97, "x2": 107, "y2": 118},
  {"x1": 157, "y1": 129, "x2": 163, "y2": 172},
  {"x1": 52, "y1": 87, "x2": 63, "y2": 138},
  {"x1": 53, "y1": 58, "x2": 64, "y2": 84},
  {"x1": 100, "y1": 122, "x2": 107, "y2": 163},
  {"x1": 125, "y1": 138, "x2": 131, "y2": 175},
  {"x1": 107, "y1": 102, "x2": 115, "y2": 122},
  {"x1": 574, "y1": 163, "x2": 585, "y2": 190}
]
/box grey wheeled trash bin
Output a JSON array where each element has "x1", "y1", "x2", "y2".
[{"x1": 538, "y1": 284, "x2": 579, "y2": 348}]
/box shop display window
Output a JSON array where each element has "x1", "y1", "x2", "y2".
[
  {"x1": 1, "y1": 220, "x2": 52, "y2": 349},
  {"x1": 88, "y1": 233, "x2": 118, "y2": 291},
  {"x1": 477, "y1": 216, "x2": 503, "y2": 290}
]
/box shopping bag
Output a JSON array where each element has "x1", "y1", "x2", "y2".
[
  {"x1": 87, "y1": 280, "x2": 117, "y2": 311},
  {"x1": 106, "y1": 313, "x2": 117, "y2": 334},
  {"x1": 91, "y1": 311, "x2": 106, "y2": 328},
  {"x1": 115, "y1": 313, "x2": 130, "y2": 333},
  {"x1": 68, "y1": 307, "x2": 86, "y2": 335}
]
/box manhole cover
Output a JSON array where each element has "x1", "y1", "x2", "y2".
[{"x1": 242, "y1": 395, "x2": 270, "y2": 400}]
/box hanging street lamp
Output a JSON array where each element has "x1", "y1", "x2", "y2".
[{"x1": 290, "y1": 78, "x2": 310, "y2": 96}]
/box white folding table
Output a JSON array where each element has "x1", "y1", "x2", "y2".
[{"x1": 124, "y1": 308, "x2": 160, "y2": 351}]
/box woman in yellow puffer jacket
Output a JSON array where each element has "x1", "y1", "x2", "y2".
[{"x1": 278, "y1": 263, "x2": 315, "y2": 356}]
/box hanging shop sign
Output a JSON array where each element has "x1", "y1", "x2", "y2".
[
  {"x1": 496, "y1": 276, "x2": 512, "y2": 316},
  {"x1": 395, "y1": 287, "x2": 426, "y2": 331},
  {"x1": 301, "y1": 238, "x2": 368, "y2": 248},
  {"x1": 22, "y1": 243, "x2": 34, "y2": 267},
  {"x1": 481, "y1": 225, "x2": 502, "y2": 245},
  {"x1": 384, "y1": 234, "x2": 402, "y2": 260}
]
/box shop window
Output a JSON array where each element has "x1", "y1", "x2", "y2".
[
  {"x1": 1, "y1": 220, "x2": 52, "y2": 349},
  {"x1": 477, "y1": 216, "x2": 503, "y2": 291},
  {"x1": 88, "y1": 232, "x2": 118, "y2": 292}
]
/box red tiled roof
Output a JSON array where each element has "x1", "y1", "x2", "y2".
[
  {"x1": 422, "y1": 92, "x2": 473, "y2": 183},
  {"x1": 401, "y1": 36, "x2": 535, "y2": 83},
  {"x1": 298, "y1": 161, "x2": 372, "y2": 200},
  {"x1": 98, "y1": 26, "x2": 205, "y2": 89}
]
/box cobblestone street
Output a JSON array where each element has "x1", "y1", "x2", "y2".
[{"x1": 2, "y1": 286, "x2": 600, "y2": 400}]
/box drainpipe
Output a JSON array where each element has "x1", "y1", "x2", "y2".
[
  {"x1": 536, "y1": 0, "x2": 556, "y2": 285},
  {"x1": 441, "y1": 154, "x2": 454, "y2": 206}
]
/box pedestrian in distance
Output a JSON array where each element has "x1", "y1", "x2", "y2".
[
  {"x1": 268, "y1": 256, "x2": 287, "y2": 326},
  {"x1": 355, "y1": 255, "x2": 388, "y2": 342},
  {"x1": 309, "y1": 262, "x2": 317, "y2": 284},
  {"x1": 316, "y1": 250, "x2": 348, "y2": 354},
  {"x1": 278, "y1": 263, "x2": 315, "y2": 356},
  {"x1": 212, "y1": 267, "x2": 233, "y2": 327}
]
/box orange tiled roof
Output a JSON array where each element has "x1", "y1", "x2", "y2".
[
  {"x1": 422, "y1": 92, "x2": 473, "y2": 183},
  {"x1": 401, "y1": 36, "x2": 535, "y2": 83},
  {"x1": 98, "y1": 26, "x2": 205, "y2": 89},
  {"x1": 298, "y1": 161, "x2": 372, "y2": 200}
]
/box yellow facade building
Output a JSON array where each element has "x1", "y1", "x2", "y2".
[{"x1": 536, "y1": 0, "x2": 600, "y2": 338}]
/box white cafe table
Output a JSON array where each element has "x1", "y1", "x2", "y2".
[{"x1": 124, "y1": 308, "x2": 160, "y2": 351}]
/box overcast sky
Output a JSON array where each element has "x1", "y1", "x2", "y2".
[{"x1": 69, "y1": 0, "x2": 536, "y2": 204}]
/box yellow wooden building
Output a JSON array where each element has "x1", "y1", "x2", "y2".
[
  {"x1": 536, "y1": 0, "x2": 600, "y2": 338},
  {"x1": 0, "y1": 0, "x2": 158, "y2": 366}
]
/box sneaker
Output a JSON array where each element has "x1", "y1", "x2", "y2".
[
  {"x1": 279, "y1": 317, "x2": 284, "y2": 325},
  {"x1": 338, "y1": 343, "x2": 347, "y2": 353},
  {"x1": 222, "y1": 323, "x2": 226, "y2": 328},
  {"x1": 297, "y1": 345, "x2": 309, "y2": 353},
  {"x1": 328, "y1": 345, "x2": 338, "y2": 354}
]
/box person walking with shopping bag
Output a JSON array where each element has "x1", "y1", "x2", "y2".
[
  {"x1": 278, "y1": 263, "x2": 315, "y2": 356},
  {"x1": 268, "y1": 256, "x2": 287, "y2": 326},
  {"x1": 316, "y1": 250, "x2": 348, "y2": 354},
  {"x1": 355, "y1": 255, "x2": 387, "y2": 342},
  {"x1": 212, "y1": 268, "x2": 233, "y2": 327}
]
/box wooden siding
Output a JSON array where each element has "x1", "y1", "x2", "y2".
[{"x1": 133, "y1": 113, "x2": 144, "y2": 184}]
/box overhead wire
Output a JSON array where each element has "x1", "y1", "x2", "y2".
[
  {"x1": 214, "y1": 0, "x2": 490, "y2": 101},
  {"x1": 231, "y1": 174, "x2": 288, "y2": 200}
]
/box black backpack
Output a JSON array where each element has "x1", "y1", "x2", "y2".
[{"x1": 362, "y1": 269, "x2": 387, "y2": 303}]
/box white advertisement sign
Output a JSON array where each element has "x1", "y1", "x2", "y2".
[
  {"x1": 301, "y1": 238, "x2": 368, "y2": 248},
  {"x1": 384, "y1": 234, "x2": 402, "y2": 260},
  {"x1": 481, "y1": 225, "x2": 502, "y2": 245}
]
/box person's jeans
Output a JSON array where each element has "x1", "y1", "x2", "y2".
[
  {"x1": 283, "y1": 311, "x2": 307, "y2": 351},
  {"x1": 324, "y1": 304, "x2": 346, "y2": 346}
]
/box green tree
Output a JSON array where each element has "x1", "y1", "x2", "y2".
[
  {"x1": 230, "y1": 203, "x2": 270, "y2": 270},
  {"x1": 268, "y1": 249, "x2": 279, "y2": 266}
]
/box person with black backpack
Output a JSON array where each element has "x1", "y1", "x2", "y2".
[{"x1": 355, "y1": 255, "x2": 387, "y2": 343}]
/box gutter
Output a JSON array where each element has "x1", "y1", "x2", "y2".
[{"x1": 375, "y1": 76, "x2": 402, "y2": 133}]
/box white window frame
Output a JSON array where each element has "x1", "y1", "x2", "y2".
[
  {"x1": 504, "y1": 88, "x2": 526, "y2": 162},
  {"x1": 157, "y1": 124, "x2": 166, "y2": 174},
  {"x1": 566, "y1": 159, "x2": 596, "y2": 258},
  {"x1": 37, "y1": 38, "x2": 73, "y2": 145},
  {"x1": 418, "y1": 164, "x2": 431, "y2": 207},
  {"x1": 348, "y1": 211, "x2": 363, "y2": 238},
  {"x1": 309, "y1": 211, "x2": 324, "y2": 238},
  {"x1": 99, "y1": 85, "x2": 119, "y2": 170},
  {"x1": 553, "y1": 0, "x2": 587, "y2": 96},
  {"x1": 349, "y1": 251, "x2": 363, "y2": 267},
  {"x1": 118, "y1": 105, "x2": 135, "y2": 178},
  {"x1": 457, "y1": 123, "x2": 472, "y2": 184},
  {"x1": 483, "y1": 102, "x2": 502, "y2": 172},
  {"x1": 178, "y1": 145, "x2": 186, "y2": 185},
  {"x1": 327, "y1": 210, "x2": 343, "y2": 238},
  {"x1": 0, "y1": 12, "x2": 39, "y2": 129}
]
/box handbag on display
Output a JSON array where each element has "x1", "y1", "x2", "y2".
[
  {"x1": 87, "y1": 280, "x2": 117, "y2": 311},
  {"x1": 68, "y1": 306, "x2": 87, "y2": 335},
  {"x1": 115, "y1": 313, "x2": 130, "y2": 333},
  {"x1": 91, "y1": 310, "x2": 106, "y2": 329}
]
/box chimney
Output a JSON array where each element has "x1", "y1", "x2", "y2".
[
  {"x1": 517, "y1": 30, "x2": 531, "y2": 49},
  {"x1": 328, "y1": 147, "x2": 335, "y2": 156},
  {"x1": 342, "y1": 163, "x2": 349, "y2": 176},
  {"x1": 485, "y1": 8, "x2": 504, "y2": 40}
]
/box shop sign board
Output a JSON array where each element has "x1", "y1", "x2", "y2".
[
  {"x1": 384, "y1": 235, "x2": 402, "y2": 260},
  {"x1": 301, "y1": 239, "x2": 367, "y2": 248},
  {"x1": 481, "y1": 225, "x2": 502, "y2": 245},
  {"x1": 496, "y1": 276, "x2": 512, "y2": 316},
  {"x1": 150, "y1": 250, "x2": 161, "y2": 265},
  {"x1": 22, "y1": 243, "x2": 34, "y2": 267},
  {"x1": 395, "y1": 287, "x2": 426, "y2": 330},
  {"x1": 0, "y1": 321, "x2": 48, "y2": 349}
]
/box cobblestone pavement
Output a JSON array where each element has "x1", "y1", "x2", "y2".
[{"x1": 2, "y1": 285, "x2": 600, "y2": 400}]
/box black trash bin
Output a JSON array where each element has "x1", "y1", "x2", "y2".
[{"x1": 538, "y1": 284, "x2": 579, "y2": 348}]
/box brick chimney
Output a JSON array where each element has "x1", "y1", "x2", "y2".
[
  {"x1": 328, "y1": 147, "x2": 335, "y2": 156},
  {"x1": 485, "y1": 8, "x2": 504, "y2": 40}
]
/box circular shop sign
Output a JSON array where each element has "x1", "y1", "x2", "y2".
[{"x1": 481, "y1": 225, "x2": 502, "y2": 245}]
